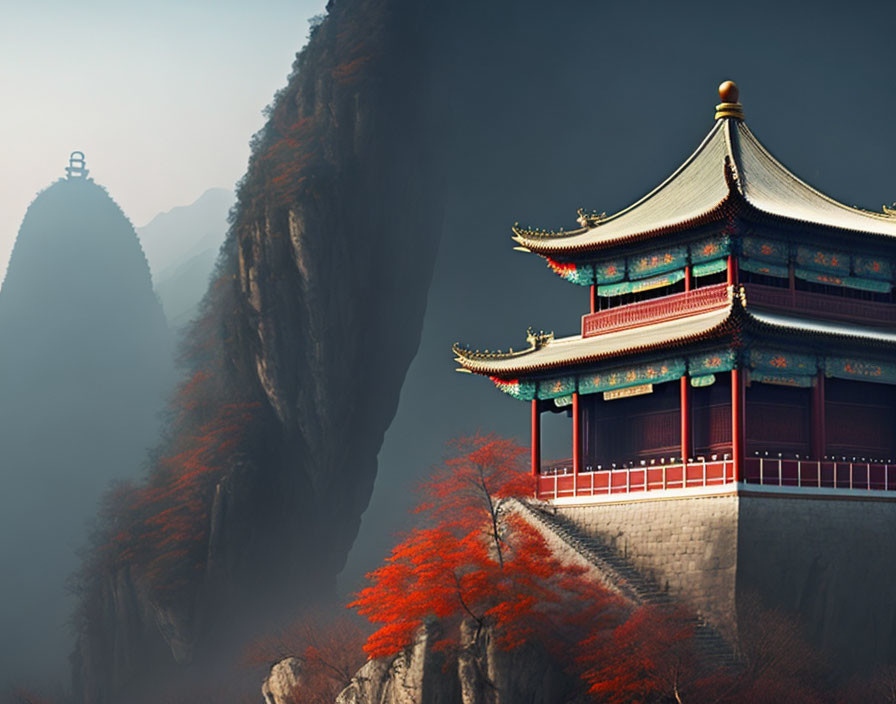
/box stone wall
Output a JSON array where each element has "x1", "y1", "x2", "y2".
[
  {"x1": 557, "y1": 490, "x2": 896, "y2": 675},
  {"x1": 556, "y1": 494, "x2": 739, "y2": 638},
  {"x1": 737, "y1": 492, "x2": 896, "y2": 674}
]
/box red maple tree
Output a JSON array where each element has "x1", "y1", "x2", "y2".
[{"x1": 350, "y1": 434, "x2": 620, "y2": 661}]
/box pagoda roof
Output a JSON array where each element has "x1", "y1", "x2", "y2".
[
  {"x1": 453, "y1": 288, "x2": 736, "y2": 377},
  {"x1": 453, "y1": 286, "x2": 896, "y2": 379},
  {"x1": 746, "y1": 309, "x2": 896, "y2": 346},
  {"x1": 513, "y1": 86, "x2": 896, "y2": 255}
]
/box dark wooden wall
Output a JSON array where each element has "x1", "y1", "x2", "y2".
[
  {"x1": 582, "y1": 381, "x2": 680, "y2": 467},
  {"x1": 826, "y1": 379, "x2": 896, "y2": 459},
  {"x1": 745, "y1": 383, "x2": 810, "y2": 457},
  {"x1": 692, "y1": 374, "x2": 732, "y2": 457},
  {"x1": 578, "y1": 375, "x2": 896, "y2": 468}
]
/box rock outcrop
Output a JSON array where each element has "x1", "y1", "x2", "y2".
[
  {"x1": 262, "y1": 657, "x2": 305, "y2": 704},
  {"x1": 330, "y1": 622, "x2": 574, "y2": 704}
]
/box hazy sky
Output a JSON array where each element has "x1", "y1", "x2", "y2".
[{"x1": 0, "y1": 0, "x2": 326, "y2": 281}]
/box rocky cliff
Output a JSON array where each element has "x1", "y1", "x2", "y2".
[
  {"x1": 259, "y1": 622, "x2": 577, "y2": 704},
  {"x1": 71, "y1": 0, "x2": 444, "y2": 700}
]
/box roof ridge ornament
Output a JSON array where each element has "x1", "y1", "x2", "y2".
[
  {"x1": 525, "y1": 327, "x2": 554, "y2": 350},
  {"x1": 452, "y1": 326, "x2": 555, "y2": 365},
  {"x1": 576, "y1": 208, "x2": 607, "y2": 228},
  {"x1": 715, "y1": 81, "x2": 744, "y2": 121},
  {"x1": 883, "y1": 203, "x2": 896, "y2": 217}
]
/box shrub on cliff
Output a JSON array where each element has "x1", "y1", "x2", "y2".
[{"x1": 243, "y1": 614, "x2": 369, "y2": 704}]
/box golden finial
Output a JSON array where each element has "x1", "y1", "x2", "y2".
[{"x1": 714, "y1": 81, "x2": 744, "y2": 121}]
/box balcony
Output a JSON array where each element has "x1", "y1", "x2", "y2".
[
  {"x1": 743, "y1": 283, "x2": 896, "y2": 327},
  {"x1": 742, "y1": 456, "x2": 896, "y2": 490},
  {"x1": 537, "y1": 459, "x2": 735, "y2": 500},
  {"x1": 535, "y1": 457, "x2": 896, "y2": 501},
  {"x1": 581, "y1": 283, "x2": 730, "y2": 338}
]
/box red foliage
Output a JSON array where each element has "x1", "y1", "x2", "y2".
[
  {"x1": 83, "y1": 342, "x2": 263, "y2": 605},
  {"x1": 242, "y1": 614, "x2": 368, "y2": 704},
  {"x1": 332, "y1": 55, "x2": 371, "y2": 84},
  {"x1": 256, "y1": 111, "x2": 320, "y2": 205},
  {"x1": 417, "y1": 435, "x2": 533, "y2": 536},
  {"x1": 718, "y1": 598, "x2": 833, "y2": 704},
  {"x1": 351, "y1": 434, "x2": 610, "y2": 659},
  {"x1": 577, "y1": 604, "x2": 703, "y2": 704}
]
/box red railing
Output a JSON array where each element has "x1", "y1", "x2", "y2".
[
  {"x1": 743, "y1": 457, "x2": 896, "y2": 491},
  {"x1": 537, "y1": 459, "x2": 734, "y2": 500},
  {"x1": 535, "y1": 457, "x2": 896, "y2": 501},
  {"x1": 743, "y1": 283, "x2": 896, "y2": 327},
  {"x1": 582, "y1": 283, "x2": 729, "y2": 337}
]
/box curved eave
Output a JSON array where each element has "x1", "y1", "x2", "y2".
[
  {"x1": 512, "y1": 120, "x2": 738, "y2": 255},
  {"x1": 512, "y1": 225, "x2": 589, "y2": 241},
  {"x1": 743, "y1": 308, "x2": 896, "y2": 348},
  {"x1": 515, "y1": 117, "x2": 896, "y2": 257},
  {"x1": 454, "y1": 301, "x2": 736, "y2": 378},
  {"x1": 516, "y1": 203, "x2": 736, "y2": 257},
  {"x1": 734, "y1": 123, "x2": 896, "y2": 240}
]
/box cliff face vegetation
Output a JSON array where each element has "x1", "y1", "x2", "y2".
[
  {"x1": 0, "y1": 174, "x2": 172, "y2": 690},
  {"x1": 71, "y1": 0, "x2": 444, "y2": 700}
]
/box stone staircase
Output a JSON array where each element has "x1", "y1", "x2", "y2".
[
  {"x1": 511, "y1": 497, "x2": 668, "y2": 605},
  {"x1": 510, "y1": 498, "x2": 736, "y2": 669}
]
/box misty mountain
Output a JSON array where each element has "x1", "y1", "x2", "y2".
[
  {"x1": 0, "y1": 171, "x2": 173, "y2": 690},
  {"x1": 136, "y1": 188, "x2": 233, "y2": 328}
]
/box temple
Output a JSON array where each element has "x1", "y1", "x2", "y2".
[{"x1": 454, "y1": 81, "x2": 896, "y2": 503}]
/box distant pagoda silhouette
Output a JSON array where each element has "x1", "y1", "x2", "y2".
[{"x1": 65, "y1": 150, "x2": 90, "y2": 179}]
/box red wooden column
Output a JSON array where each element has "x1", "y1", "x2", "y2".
[
  {"x1": 590, "y1": 284, "x2": 597, "y2": 314},
  {"x1": 531, "y1": 399, "x2": 541, "y2": 477},
  {"x1": 731, "y1": 367, "x2": 745, "y2": 482},
  {"x1": 680, "y1": 377, "x2": 691, "y2": 464},
  {"x1": 572, "y1": 392, "x2": 582, "y2": 477},
  {"x1": 681, "y1": 257, "x2": 692, "y2": 465},
  {"x1": 811, "y1": 371, "x2": 826, "y2": 459},
  {"x1": 727, "y1": 255, "x2": 739, "y2": 286}
]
